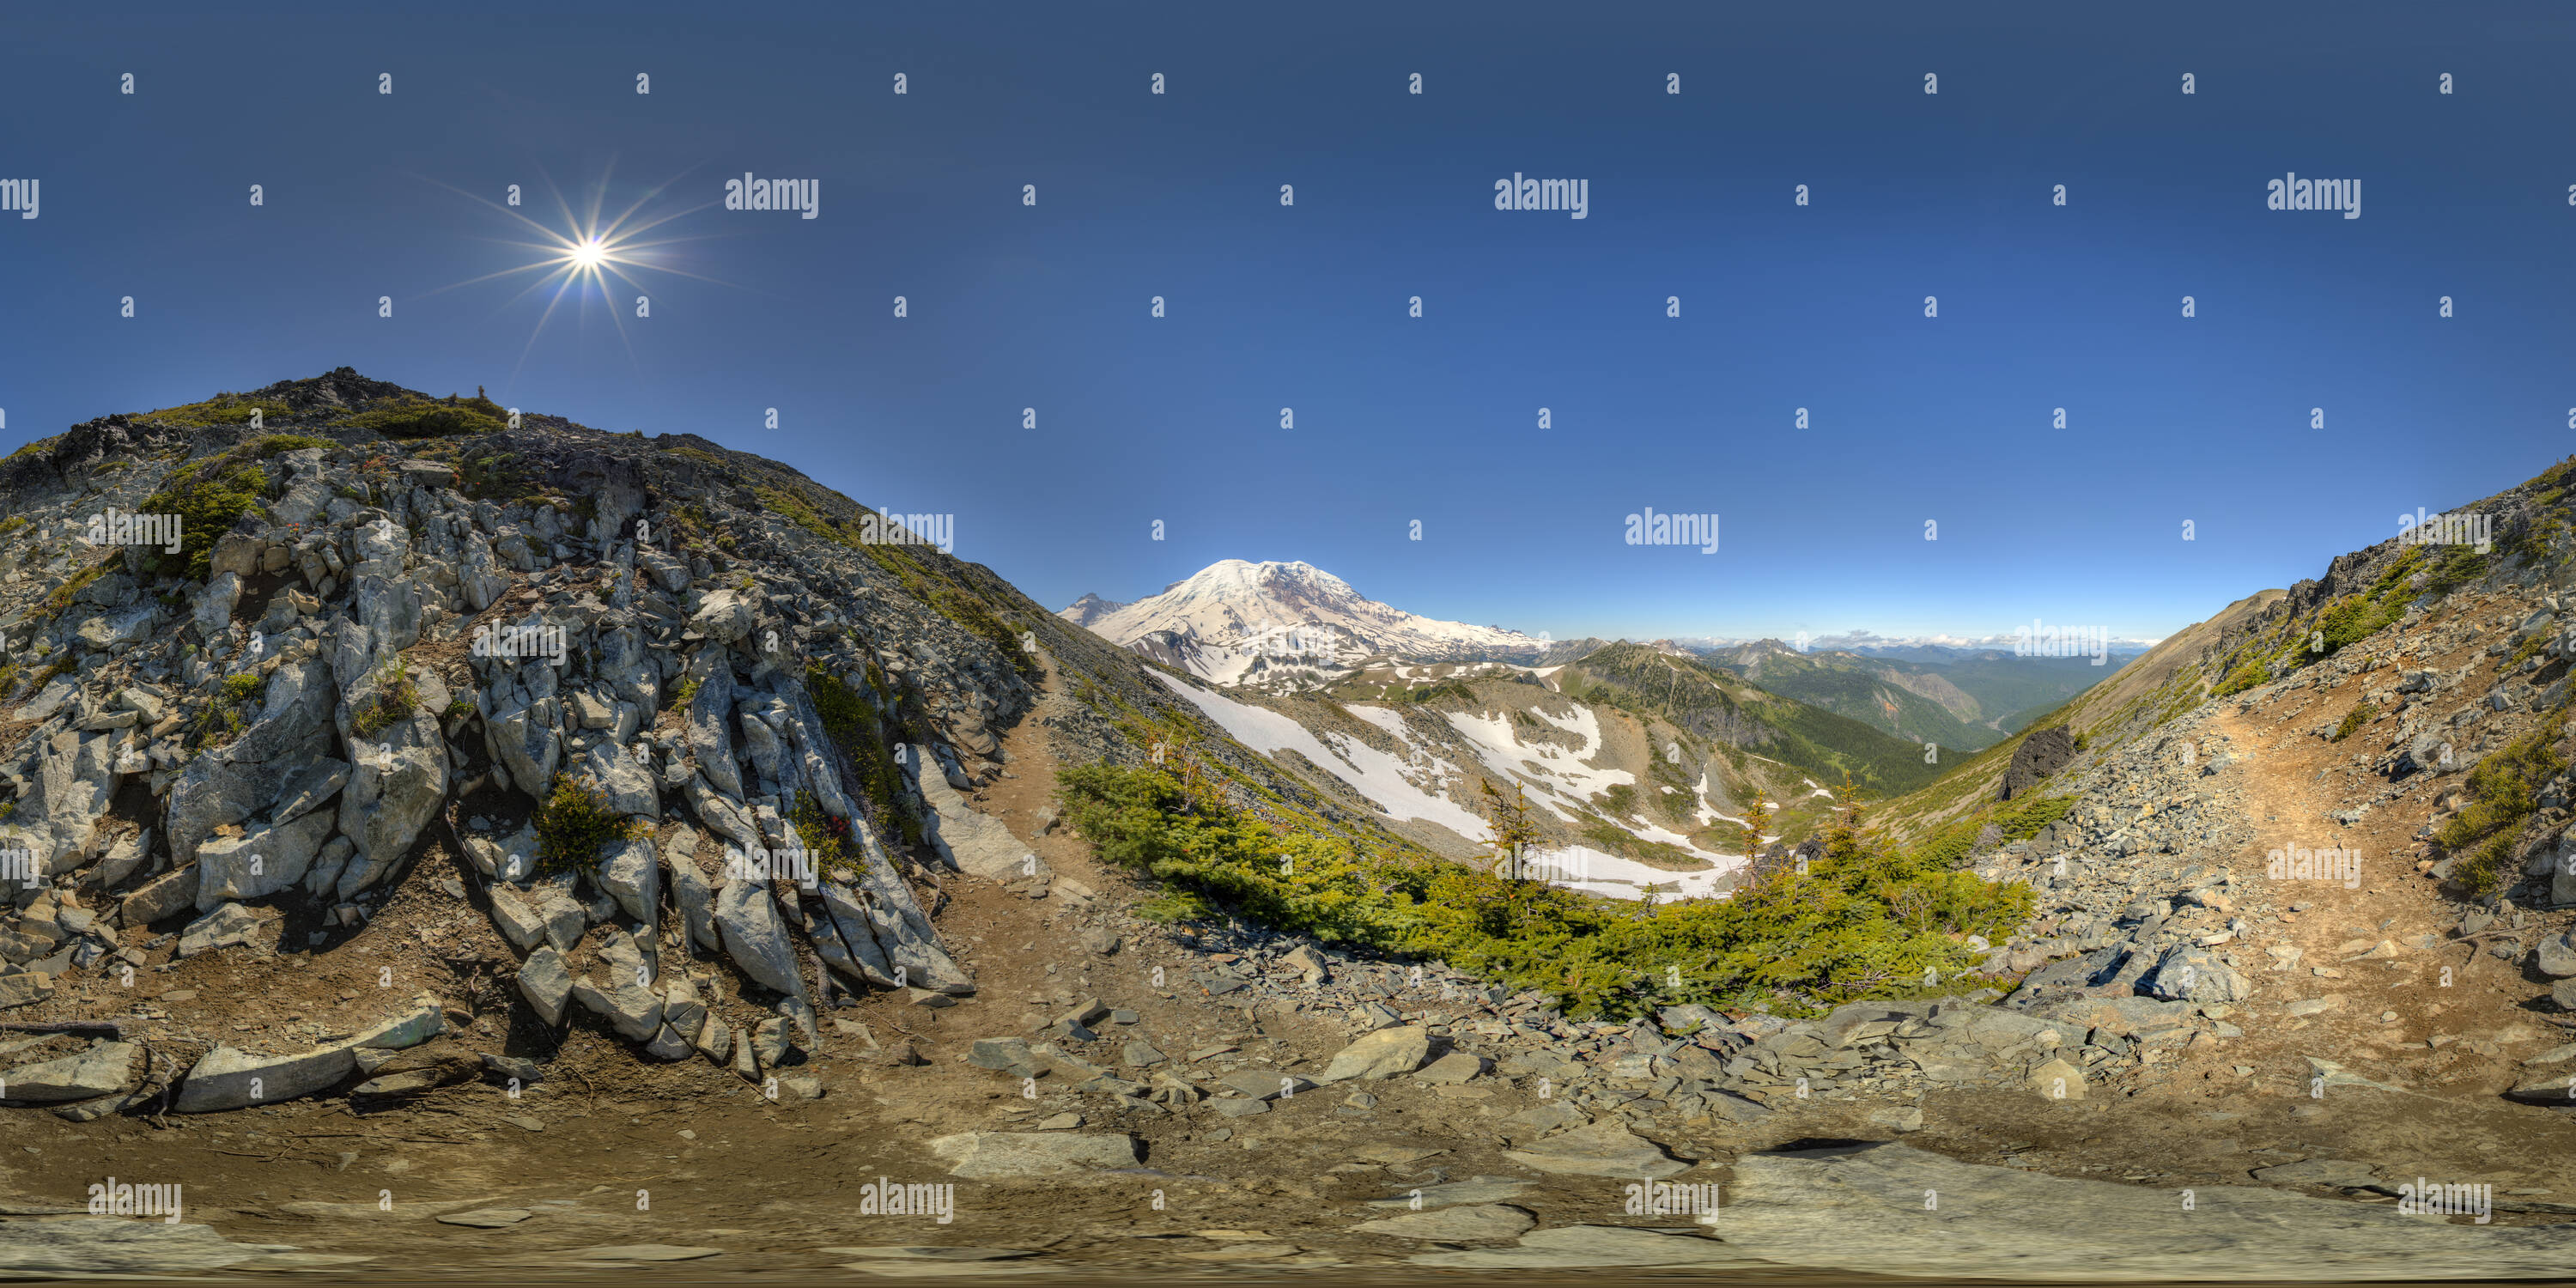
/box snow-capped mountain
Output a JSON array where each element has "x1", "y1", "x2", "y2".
[
  {"x1": 1059, "y1": 592, "x2": 1127, "y2": 629},
  {"x1": 1062, "y1": 560, "x2": 1542, "y2": 684}
]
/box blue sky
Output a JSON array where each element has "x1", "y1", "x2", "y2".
[{"x1": 3, "y1": 1, "x2": 2569, "y2": 644}]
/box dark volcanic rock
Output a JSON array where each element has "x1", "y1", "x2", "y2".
[{"x1": 1997, "y1": 726, "x2": 2076, "y2": 801}]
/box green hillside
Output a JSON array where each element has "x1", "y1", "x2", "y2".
[{"x1": 1563, "y1": 642, "x2": 1945, "y2": 796}]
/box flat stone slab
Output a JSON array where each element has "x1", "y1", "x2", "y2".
[
  {"x1": 1366, "y1": 1176, "x2": 1534, "y2": 1208},
  {"x1": 0, "y1": 1219, "x2": 297, "y2": 1273},
  {"x1": 173, "y1": 1043, "x2": 357, "y2": 1112},
  {"x1": 928, "y1": 1131, "x2": 1141, "y2": 1179},
  {"x1": 1711, "y1": 1143, "x2": 2576, "y2": 1280},
  {"x1": 1502, "y1": 1119, "x2": 1687, "y2": 1179},
  {"x1": 825, "y1": 1246, "x2": 1043, "y2": 1261},
  {"x1": 518, "y1": 1244, "x2": 721, "y2": 1263},
  {"x1": 1, "y1": 1041, "x2": 138, "y2": 1103},
  {"x1": 1411, "y1": 1225, "x2": 1747, "y2": 1268},
  {"x1": 2251, "y1": 1158, "x2": 2385, "y2": 1188},
  {"x1": 1350, "y1": 1203, "x2": 1534, "y2": 1241},
  {"x1": 434, "y1": 1208, "x2": 535, "y2": 1228}
]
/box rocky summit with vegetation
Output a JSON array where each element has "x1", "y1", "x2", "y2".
[{"x1": 3, "y1": 373, "x2": 2575, "y2": 1278}]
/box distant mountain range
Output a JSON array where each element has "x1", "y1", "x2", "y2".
[
  {"x1": 1698, "y1": 639, "x2": 2119, "y2": 752},
  {"x1": 1667, "y1": 632, "x2": 2161, "y2": 662}
]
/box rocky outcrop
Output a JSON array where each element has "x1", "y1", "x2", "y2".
[{"x1": 1996, "y1": 725, "x2": 2076, "y2": 801}]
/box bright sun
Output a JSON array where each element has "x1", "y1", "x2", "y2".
[{"x1": 572, "y1": 239, "x2": 606, "y2": 267}]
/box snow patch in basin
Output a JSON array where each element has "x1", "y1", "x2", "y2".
[
  {"x1": 1521, "y1": 844, "x2": 1737, "y2": 902},
  {"x1": 1151, "y1": 674, "x2": 1491, "y2": 841}
]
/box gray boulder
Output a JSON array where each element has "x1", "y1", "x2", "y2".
[
  {"x1": 119, "y1": 866, "x2": 199, "y2": 927},
  {"x1": 683, "y1": 653, "x2": 742, "y2": 798},
  {"x1": 2534, "y1": 933, "x2": 2576, "y2": 979},
  {"x1": 927, "y1": 1131, "x2": 1140, "y2": 1179},
  {"x1": 596, "y1": 836, "x2": 659, "y2": 925},
  {"x1": 1502, "y1": 1119, "x2": 1687, "y2": 1179},
  {"x1": 173, "y1": 1043, "x2": 357, "y2": 1112},
  {"x1": 332, "y1": 692, "x2": 447, "y2": 898},
  {"x1": 912, "y1": 746, "x2": 1035, "y2": 878},
  {"x1": 517, "y1": 946, "x2": 574, "y2": 1025},
  {"x1": 176, "y1": 902, "x2": 277, "y2": 957},
  {"x1": 1, "y1": 1041, "x2": 139, "y2": 1103},
  {"x1": 1998, "y1": 726, "x2": 2077, "y2": 801},
  {"x1": 1320, "y1": 1026, "x2": 1431, "y2": 1082},
  {"x1": 192, "y1": 811, "x2": 337, "y2": 911},
  {"x1": 164, "y1": 657, "x2": 338, "y2": 868},
  {"x1": 2140, "y1": 945, "x2": 2252, "y2": 1003},
  {"x1": 578, "y1": 741, "x2": 659, "y2": 821},
  {"x1": 665, "y1": 842, "x2": 721, "y2": 951},
  {"x1": 714, "y1": 880, "x2": 807, "y2": 1000}
]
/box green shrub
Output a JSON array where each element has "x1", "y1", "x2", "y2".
[
  {"x1": 2433, "y1": 722, "x2": 2566, "y2": 897},
  {"x1": 931, "y1": 587, "x2": 1041, "y2": 680},
  {"x1": 338, "y1": 397, "x2": 506, "y2": 439},
  {"x1": 252, "y1": 434, "x2": 334, "y2": 458},
  {"x1": 131, "y1": 458, "x2": 272, "y2": 581},
  {"x1": 805, "y1": 665, "x2": 920, "y2": 845},
  {"x1": 0, "y1": 516, "x2": 26, "y2": 538},
  {"x1": 350, "y1": 659, "x2": 420, "y2": 738},
  {"x1": 191, "y1": 671, "x2": 268, "y2": 749},
  {"x1": 1909, "y1": 793, "x2": 2075, "y2": 872},
  {"x1": 791, "y1": 790, "x2": 848, "y2": 866},
  {"x1": 2213, "y1": 658, "x2": 2270, "y2": 697},
  {"x1": 144, "y1": 397, "x2": 297, "y2": 428},
  {"x1": 42, "y1": 560, "x2": 112, "y2": 615},
  {"x1": 1057, "y1": 761, "x2": 2032, "y2": 1019},
  {"x1": 4, "y1": 434, "x2": 65, "y2": 463},
  {"x1": 2425, "y1": 545, "x2": 2489, "y2": 596},
  {"x1": 534, "y1": 775, "x2": 642, "y2": 876},
  {"x1": 2330, "y1": 701, "x2": 2378, "y2": 742}
]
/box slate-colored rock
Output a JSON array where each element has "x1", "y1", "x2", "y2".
[
  {"x1": 927, "y1": 1131, "x2": 1141, "y2": 1179},
  {"x1": 714, "y1": 881, "x2": 807, "y2": 999},
  {"x1": 595, "y1": 835, "x2": 659, "y2": 925},
  {"x1": 1, "y1": 1041, "x2": 139, "y2": 1103},
  {"x1": 2139, "y1": 945, "x2": 2252, "y2": 1003},
  {"x1": 173, "y1": 1043, "x2": 358, "y2": 1112},
  {"x1": 1714, "y1": 1142, "x2": 2576, "y2": 1279},
  {"x1": 912, "y1": 747, "x2": 1036, "y2": 878},
  {"x1": 1350, "y1": 1203, "x2": 1534, "y2": 1242},
  {"x1": 177, "y1": 902, "x2": 278, "y2": 958},
  {"x1": 1998, "y1": 726, "x2": 2077, "y2": 801},
  {"x1": 193, "y1": 812, "x2": 338, "y2": 911},
  {"x1": 1319, "y1": 1026, "x2": 1432, "y2": 1082},
  {"x1": 1409, "y1": 1225, "x2": 1747, "y2": 1269},
  {"x1": 1502, "y1": 1119, "x2": 1687, "y2": 1179},
  {"x1": 517, "y1": 947, "x2": 574, "y2": 1026}
]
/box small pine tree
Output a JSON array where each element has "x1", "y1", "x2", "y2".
[
  {"x1": 1479, "y1": 778, "x2": 1540, "y2": 879},
  {"x1": 1739, "y1": 784, "x2": 1774, "y2": 854}
]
